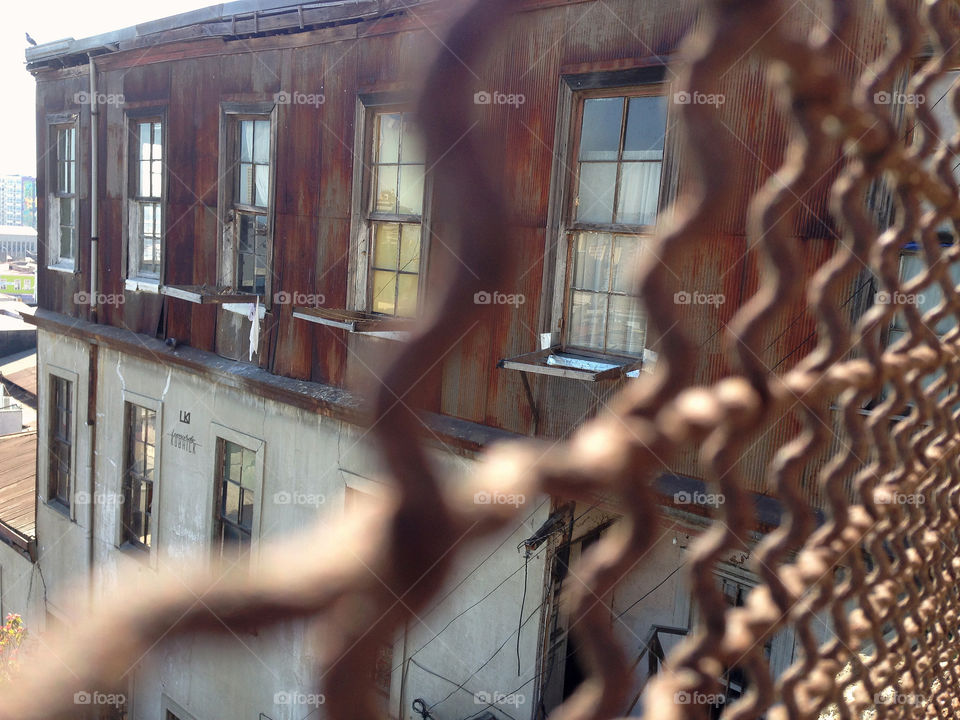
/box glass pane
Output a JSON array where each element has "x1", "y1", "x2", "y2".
[
  {"x1": 224, "y1": 483, "x2": 241, "y2": 521},
  {"x1": 240, "y1": 448, "x2": 257, "y2": 491},
  {"x1": 151, "y1": 160, "x2": 163, "y2": 198},
  {"x1": 398, "y1": 165, "x2": 424, "y2": 215},
  {"x1": 140, "y1": 161, "x2": 151, "y2": 198},
  {"x1": 254, "y1": 163, "x2": 269, "y2": 208},
  {"x1": 401, "y1": 115, "x2": 424, "y2": 163},
  {"x1": 239, "y1": 163, "x2": 253, "y2": 205},
  {"x1": 571, "y1": 233, "x2": 611, "y2": 292},
  {"x1": 240, "y1": 121, "x2": 254, "y2": 162},
  {"x1": 238, "y1": 214, "x2": 256, "y2": 254},
  {"x1": 606, "y1": 295, "x2": 646, "y2": 355},
  {"x1": 568, "y1": 290, "x2": 607, "y2": 350},
  {"x1": 399, "y1": 225, "x2": 421, "y2": 272},
  {"x1": 375, "y1": 165, "x2": 399, "y2": 214},
  {"x1": 579, "y1": 97, "x2": 624, "y2": 161},
  {"x1": 59, "y1": 197, "x2": 74, "y2": 227},
  {"x1": 373, "y1": 223, "x2": 400, "y2": 270},
  {"x1": 624, "y1": 96, "x2": 667, "y2": 160},
  {"x1": 253, "y1": 120, "x2": 270, "y2": 163},
  {"x1": 378, "y1": 113, "x2": 402, "y2": 164},
  {"x1": 152, "y1": 122, "x2": 163, "y2": 159},
  {"x1": 576, "y1": 163, "x2": 617, "y2": 224},
  {"x1": 371, "y1": 270, "x2": 397, "y2": 315},
  {"x1": 240, "y1": 491, "x2": 254, "y2": 530},
  {"x1": 142, "y1": 204, "x2": 154, "y2": 237},
  {"x1": 611, "y1": 236, "x2": 643, "y2": 294},
  {"x1": 617, "y1": 162, "x2": 662, "y2": 226},
  {"x1": 397, "y1": 274, "x2": 419, "y2": 317}
]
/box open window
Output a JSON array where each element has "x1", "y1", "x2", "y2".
[
  {"x1": 47, "y1": 116, "x2": 79, "y2": 272},
  {"x1": 503, "y1": 76, "x2": 671, "y2": 381},
  {"x1": 125, "y1": 113, "x2": 165, "y2": 290},
  {"x1": 162, "y1": 103, "x2": 276, "y2": 307},
  {"x1": 295, "y1": 100, "x2": 426, "y2": 337}
]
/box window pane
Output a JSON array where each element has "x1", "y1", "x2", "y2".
[
  {"x1": 152, "y1": 122, "x2": 163, "y2": 158},
  {"x1": 617, "y1": 162, "x2": 662, "y2": 226},
  {"x1": 378, "y1": 114, "x2": 402, "y2": 164},
  {"x1": 140, "y1": 161, "x2": 151, "y2": 198},
  {"x1": 371, "y1": 270, "x2": 397, "y2": 315},
  {"x1": 624, "y1": 96, "x2": 667, "y2": 160},
  {"x1": 579, "y1": 98, "x2": 623, "y2": 161},
  {"x1": 399, "y1": 225, "x2": 421, "y2": 272},
  {"x1": 571, "y1": 233, "x2": 611, "y2": 292},
  {"x1": 606, "y1": 295, "x2": 646, "y2": 355},
  {"x1": 611, "y1": 236, "x2": 643, "y2": 294},
  {"x1": 151, "y1": 160, "x2": 163, "y2": 198},
  {"x1": 240, "y1": 448, "x2": 257, "y2": 491},
  {"x1": 239, "y1": 163, "x2": 253, "y2": 205},
  {"x1": 240, "y1": 121, "x2": 254, "y2": 162},
  {"x1": 373, "y1": 223, "x2": 400, "y2": 270},
  {"x1": 253, "y1": 120, "x2": 270, "y2": 163},
  {"x1": 375, "y1": 165, "x2": 399, "y2": 214},
  {"x1": 568, "y1": 290, "x2": 607, "y2": 350},
  {"x1": 397, "y1": 274, "x2": 419, "y2": 317},
  {"x1": 576, "y1": 163, "x2": 618, "y2": 224},
  {"x1": 398, "y1": 165, "x2": 425, "y2": 216},
  {"x1": 400, "y1": 115, "x2": 424, "y2": 163},
  {"x1": 254, "y1": 164, "x2": 270, "y2": 208}
]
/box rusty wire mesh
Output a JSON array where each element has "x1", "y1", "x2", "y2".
[{"x1": 6, "y1": 0, "x2": 960, "y2": 718}]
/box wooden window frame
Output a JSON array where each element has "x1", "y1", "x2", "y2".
[
  {"x1": 45, "y1": 369, "x2": 77, "y2": 516},
  {"x1": 218, "y1": 103, "x2": 278, "y2": 304},
  {"x1": 210, "y1": 426, "x2": 264, "y2": 568},
  {"x1": 558, "y1": 86, "x2": 669, "y2": 360},
  {"x1": 119, "y1": 398, "x2": 159, "y2": 555},
  {"x1": 124, "y1": 110, "x2": 167, "y2": 287},
  {"x1": 47, "y1": 115, "x2": 79, "y2": 272}
]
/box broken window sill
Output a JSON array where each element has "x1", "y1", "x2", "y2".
[
  {"x1": 499, "y1": 347, "x2": 652, "y2": 382},
  {"x1": 292, "y1": 306, "x2": 414, "y2": 341},
  {"x1": 161, "y1": 284, "x2": 260, "y2": 305},
  {"x1": 47, "y1": 262, "x2": 76, "y2": 275},
  {"x1": 124, "y1": 278, "x2": 160, "y2": 294}
]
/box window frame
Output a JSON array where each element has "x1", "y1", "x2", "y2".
[
  {"x1": 44, "y1": 368, "x2": 78, "y2": 517},
  {"x1": 217, "y1": 102, "x2": 278, "y2": 305},
  {"x1": 210, "y1": 425, "x2": 264, "y2": 569},
  {"x1": 347, "y1": 96, "x2": 432, "y2": 320},
  {"x1": 545, "y1": 72, "x2": 678, "y2": 364},
  {"x1": 118, "y1": 392, "x2": 162, "y2": 560},
  {"x1": 47, "y1": 114, "x2": 80, "y2": 272},
  {"x1": 124, "y1": 109, "x2": 167, "y2": 287}
]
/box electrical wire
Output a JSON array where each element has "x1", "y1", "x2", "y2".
[{"x1": 516, "y1": 551, "x2": 529, "y2": 676}]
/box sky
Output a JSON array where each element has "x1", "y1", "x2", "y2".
[{"x1": 0, "y1": 0, "x2": 216, "y2": 176}]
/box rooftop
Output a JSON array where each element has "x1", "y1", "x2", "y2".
[
  {"x1": 0, "y1": 431, "x2": 37, "y2": 553},
  {"x1": 25, "y1": 0, "x2": 422, "y2": 70}
]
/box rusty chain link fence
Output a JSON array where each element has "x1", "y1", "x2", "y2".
[{"x1": 6, "y1": 0, "x2": 960, "y2": 718}]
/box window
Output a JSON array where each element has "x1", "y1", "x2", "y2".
[
  {"x1": 366, "y1": 111, "x2": 425, "y2": 317},
  {"x1": 226, "y1": 114, "x2": 274, "y2": 296},
  {"x1": 562, "y1": 91, "x2": 668, "y2": 357},
  {"x1": 48, "y1": 375, "x2": 72, "y2": 508},
  {"x1": 214, "y1": 439, "x2": 257, "y2": 562},
  {"x1": 121, "y1": 403, "x2": 156, "y2": 550},
  {"x1": 128, "y1": 118, "x2": 164, "y2": 280},
  {"x1": 53, "y1": 124, "x2": 77, "y2": 267}
]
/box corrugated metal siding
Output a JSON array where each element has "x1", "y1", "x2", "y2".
[{"x1": 30, "y1": 0, "x2": 895, "y2": 507}]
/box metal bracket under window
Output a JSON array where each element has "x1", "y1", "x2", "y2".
[{"x1": 498, "y1": 347, "x2": 653, "y2": 382}]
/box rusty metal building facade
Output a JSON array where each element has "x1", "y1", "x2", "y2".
[{"x1": 10, "y1": 1, "x2": 903, "y2": 719}]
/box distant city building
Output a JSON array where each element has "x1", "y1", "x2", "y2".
[
  {"x1": 0, "y1": 175, "x2": 37, "y2": 229},
  {"x1": 0, "y1": 226, "x2": 37, "y2": 263}
]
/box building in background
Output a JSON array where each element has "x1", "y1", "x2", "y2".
[
  {"x1": 0, "y1": 176, "x2": 37, "y2": 229},
  {"x1": 15, "y1": 1, "x2": 892, "y2": 719}
]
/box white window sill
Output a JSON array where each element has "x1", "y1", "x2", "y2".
[
  {"x1": 125, "y1": 278, "x2": 161, "y2": 294},
  {"x1": 223, "y1": 302, "x2": 266, "y2": 320},
  {"x1": 355, "y1": 330, "x2": 410, "y2": 342},
  {"x1": 499, "y1": 347, "x2": 652, "y2": 382},
  {"x1": 47, "y1": 263, "x2": 76, "y2": 274}
]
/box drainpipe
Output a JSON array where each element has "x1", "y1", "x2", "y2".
[{"x1": 88, "y1": 56, "x2": 99, "y2": 323}]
